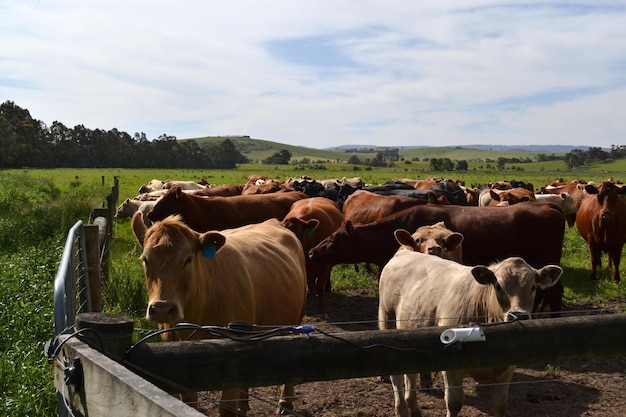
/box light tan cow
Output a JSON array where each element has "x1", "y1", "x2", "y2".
[
  {"x1": 162, "y1": 180, "x2": 208, "y2": 190},
  {"x1": 378, "y1": 251, "x2": 562, "y2": 417},
  {"x1": 132, "y1": 215, "x2": 307, "y2": 417},
  {"x1": 115, "y1": 198, "x2": 156, "y2": 224},
  {"x1": 393, "y1": 221, "x2": 464, "y2": 263}
]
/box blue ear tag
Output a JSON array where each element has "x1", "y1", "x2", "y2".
[
  {"x1": 306, "y1": 228, "x2": 314, "y2": 237},
  {"x1": 202, "y1": 243, "x2": 216, "y2": 259}
]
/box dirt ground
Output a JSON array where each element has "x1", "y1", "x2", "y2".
[{"x1": 195, "y1": 288, "x2": 626, "y2": 417}]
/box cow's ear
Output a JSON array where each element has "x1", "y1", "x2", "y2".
[
  {"x1": 393, "y1": 229, "x2": 416, "y2": 249},
  {"x1": 585, "y1": 184, "x2": 599, "y2": 194},
  {"x1": 199, "y1": 232, "x2": 226, "y2": 259},
  {"x1": 489, "y1": 189, "x2": 501, "y2": 201},
  {"x1": 344, "y1": 220, "x2": 354, "y2": 235},
  {"x1": 305, "y1": 219, "x2": 320, "y2": 237},
  {"x1": 536, "y1": 265, "x2": 563, "y2": 289},
  {"x1": 131, "y1": 211, "x2": 147, "y2": 247},
  {"x1": 470, "y1": 266, "x2": 496, "y2": 286},
  {"x1": 444, "y1": 233, "x2": 464, "y2": 251}
]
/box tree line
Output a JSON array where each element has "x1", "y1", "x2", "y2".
[{"x1": 0, "y1": 101, "x2": 249, "y2": 169}]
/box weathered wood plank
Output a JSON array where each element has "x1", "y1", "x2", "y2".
[
  {"x1": 124, "y1": 314, "x2": 626, "y2": 393},
  {"x1": 54, "y1": 336, "x2": 205, "y2": 417}
]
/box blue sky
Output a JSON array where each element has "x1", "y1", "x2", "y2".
[{"x1": 2, "y1": 1, "x2": 625, "y2": 149}]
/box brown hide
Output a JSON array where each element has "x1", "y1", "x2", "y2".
[
  {"x1": 576, "y1": 180, "x2": 626, "y2": 282},
  {"x1": 132, "y1": 215, "x2": 306, "y2": 416},
  {"x1": 147, "y1": 186, "x2": 308, "y2": 232},
  {"x1": 282, "y1": 197, "x2": 345, "y2": 315}
]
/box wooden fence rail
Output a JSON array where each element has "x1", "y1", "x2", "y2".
[{"x1": 53, "y1": 312, "x2": 626, "y2": 416}]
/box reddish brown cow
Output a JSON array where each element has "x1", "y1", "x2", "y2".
[
  {"x1": 342, "y1": 190, "x2": 447, "y2": 225},
  {"x1": 541, "y1": 179, "x2": 588, "y2": 210},
  {"x1": 241, "y1": 178, "x2": 286, "y2": 194},
  {"x1": 310, "y1": 202, "x2": 565, "y2": 315},
  {"x1": 282, "y1": 197, "x2": 345, "y2": 315},
  {"x1": 132, "y1": 215, "x2": 306, "y2": 416},
  {"x1": 190, "y1": 184, "x2": 243, "y2": 197},
  {"x1": 488, "y1": 187, "x2": 537, "y2": 206},
  {"x1": 576, "y1": 180, "x2": 626, "y2": 283},
  {"x1": 147, "y1": 186, "x2": 308, "y2": 232}
]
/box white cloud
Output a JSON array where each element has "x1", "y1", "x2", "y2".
[{"x1": 1, "y1": 1, "x2": 625, "y2": 148}]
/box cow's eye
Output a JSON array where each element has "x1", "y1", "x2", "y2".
[{"x1": 183, "y1": 256, "x2": 192, "y2": 267}]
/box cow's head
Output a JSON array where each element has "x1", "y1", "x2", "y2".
[
  {"x1": 394, "y1": 222, "x2": 463, "y2": 262},
  {"x1": 473, "y1": 257, "x2": 562, "y2": 322},
  {"x1": 146, "y1": 186, "x2": 185, "y2": 223},
  {"x1": 585, "y1": 181, "x2": 626, "y2": 225},
  {"x1": 309, "y1": 220, "x2": 356, "y2": 264},
  {"x1": 132, "y1": 211, "x2": 226, "y2": 324}
]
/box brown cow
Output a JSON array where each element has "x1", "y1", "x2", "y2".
[
  {"x1": 394, "y1": 221, "x2": 464, "y2": 263},
  {"x1": 576, "y1": 180, "x2": 626, "y2": 283},
  {"x1": 488, "y1": 187, "x2": 537, "y2": 206},
  {"x1": 282, "y1": 197, "x2": 345, "y2": 315},
  {"x1": 342, "y1": 190, "x2": 446, "y2": 225},
  {"x1": 379, "y1": 251, "x2": 562, "y2": 417},
  {"x1": 132, "y1": 214, "x2": 307, "y2": 416},
  {"x1": 190, "y1": 184, "x2": 244, "y2": 197},
  {"x1": 541, "y1": 179, "x2": 588, "y2": 216},
  {"x1": 310, "y1": 202, "x2": 565, "y2": 315},
  {"x1": 147, "y1": 186, "x2": 308, "y2": 232}
]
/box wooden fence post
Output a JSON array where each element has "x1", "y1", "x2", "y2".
[
  {"x1": 74, "y1": 312, "x2": 134, "y2": 359},
  {"x1": 82, "y1": 225, "x2": 102, "y2": 312}
]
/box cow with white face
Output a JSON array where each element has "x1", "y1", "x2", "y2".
[
  {"x1": 378, "y1": 251, "x2": 562, "y2": 417},
  {"x1": 132, "y1": 214, "x2": 307, "y2": 417}
]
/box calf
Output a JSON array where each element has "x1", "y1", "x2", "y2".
[{"x1": 379, "y1": 251, "x2": 562, "y2": 417}]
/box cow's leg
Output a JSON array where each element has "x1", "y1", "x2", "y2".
[
  {"x1": 219, "y1": 389, "x2": 242, "y2": 417},
  {"x1": 419, "y1": 372, "x2": 433, "y2": 389},
  {"x1": 390, "y1": 374, "x2": 410, "y2": 417},
  {"x1": 489, "y1": 369, "x2": 515, "y2": 417},
  {"x1": 404, "y1": 373, "x2": 423, "y2": 417},
  {"x1": 610, "y1": 246, "x2": 623, "y2": 283},
  {"x1": 316, "y1": 265, "x2": 333, "y2": 316},
  {"x1": 588, "y1": 243, "x2": 602, "y2": 280},
  {"x1": 443, "y1": 370, "x2": 464, "y2": 417},
  {"x1": 238, "y1": 388, "x2": 250, "y2": 414},
  {"x1": 179, "y1": 392, "x2": 199, "y2": 407},
  {"x1": 276, "y1": 383, "x2": 296, "y2": 415}
]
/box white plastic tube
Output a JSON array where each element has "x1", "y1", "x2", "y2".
[{"x1": 440, "y1": 327, "x2": 486, "y2": 344}]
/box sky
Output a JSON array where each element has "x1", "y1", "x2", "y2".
[{"x1": 2, "y1": 1, "x2": 626, "y2": 149}]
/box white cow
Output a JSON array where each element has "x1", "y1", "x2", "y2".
[
  {"x1": 115, "y1": 199, "x2": 156, "y2": 226},
  {"x1": 378, "y1": 251, "x2": 562, "y2": 417},
  {"x1": 534, "y1": 192, "x2": 579, "y2": 227}
]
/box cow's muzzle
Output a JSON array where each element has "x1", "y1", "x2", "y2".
[
  {"x1": 147, "y1": 301, "x2": 179, "y2": 323},
  {"x1": 507, "y1": 311, "x2": 532, "y2": 321}
]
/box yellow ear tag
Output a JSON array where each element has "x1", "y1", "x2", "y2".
[{"x1": 202, "y1": 243, "x2": 216, "y2": 259}]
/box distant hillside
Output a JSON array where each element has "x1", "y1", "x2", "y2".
[
  {"x1": 183, "y1": 135, "x2": 592, "y2": 163},
  {"x1": 325, "y1": 144, "x2": 603, "y2": 153}
]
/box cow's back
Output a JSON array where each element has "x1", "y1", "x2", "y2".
[{"x1": 214, "y1": 219, "x2": 307, "y2": 325}]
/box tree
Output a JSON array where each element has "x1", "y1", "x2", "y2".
[
  {"x1": 456, "y1": 160, "x2": 469, "y2": 171},
  {"x1": 564, "y1": 149, "x2": 586, "y2": 169},
  {"x1": 347, "y1": 154, "x2": 361, "y2": 164},
  {"x1": 262, "y1": 149, "x2": 292, "y2": 164}
]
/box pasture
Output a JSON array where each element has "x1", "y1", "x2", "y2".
[{"x1": 2, "y1": 163, "x2": 626, "y2": 416}]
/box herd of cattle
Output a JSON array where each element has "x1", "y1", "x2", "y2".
[{"x1": 118, "y1": 174, "x2": 625, "y2": 417}]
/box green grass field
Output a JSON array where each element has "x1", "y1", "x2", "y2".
[{"x1": 2, "y1": 161, "x2": 626, "y2": 416}]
